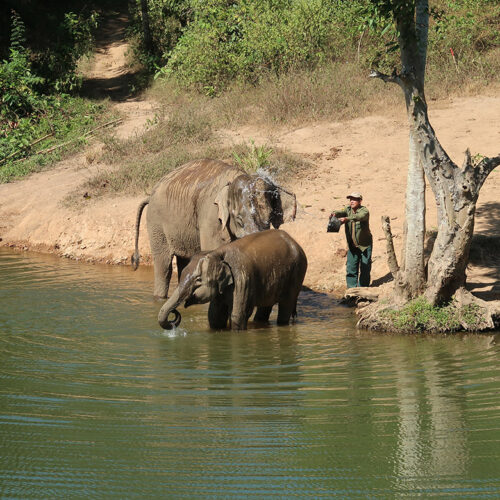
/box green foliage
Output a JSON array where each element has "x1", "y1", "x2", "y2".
[
  {"x1": 383, "y1": 296, "x2": 487, "y2": 333},
  {"x1": 459, "y1": 303, "x2": 485, "y2": 330},
  {"x1": 383, "y1": 297, "x2": 461, "y2": 333},
  {"x1": 357, "y1": 0, "x2": 500, "y2": 75},
  {"x1": 135, "y1": 0, "x2": 498, "y2": 94},
  {"x1": 154, "y1": 0, "x2": 363, "y2": 94},
  {"x1": 34, "y1": 11, "x2": 99, "y2": 92},
  {"x1": 0, "y1": 14, "x2": 44, "y2": 123},
  {"x1": 129, "y1": 0, "x2": 193, "y2": 70},
  {"x1": 428, "y1": 0, "x2": 500, "y2": 72},
  {"x1": 232, "y1": 140, "x2": 273, "y2": 173},
  {"x1": 1, "y1": 6, "x2": 99, "y2": 93},
  {"x1": 1, "y1": 96, "x2": 111, "y2": 183},
  {"x1": 0, "y1": 10, "x2": 108, "y2": 181}
]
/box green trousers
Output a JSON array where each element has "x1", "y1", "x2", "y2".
[{"x1": 346, "y1": 245, "x2": 372, "y2": 288}]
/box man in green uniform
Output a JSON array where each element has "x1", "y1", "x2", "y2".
[{"x1": 332, "y1": 192, "x2": 372, "y2": 288}]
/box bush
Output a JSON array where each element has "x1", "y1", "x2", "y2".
[
  {"x1": 160, "y1": 0, "x2": 364, "y2": 94},
  {"x1": 427, "y1": 0, "x2": 500, "y2": 82},
  {"x1": 0, "y1": 10, "x2": 110, "y2": 181},
  {"x1": 139, "y1": 0, "x2": 500, "y2": 94},
  {"x1": 129, "y1": 0, "x2": 193, "y2": 69}
]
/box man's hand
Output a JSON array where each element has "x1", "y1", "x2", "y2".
[{"x1": 339, "y1": 217, "x2": 348, "y2": 224}]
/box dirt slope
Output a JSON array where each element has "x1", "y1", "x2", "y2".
[{"x1": 1, "y1": 16, "x2": 499, "y2": 297}]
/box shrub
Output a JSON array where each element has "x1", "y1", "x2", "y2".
[
  {"x1": 142, "y1": 0, "x2": 499, "y2": 94},
  {"x1": 232, "y1": 140, "x2": 273, "y2": 173},
  {"x1": 161, "y1": 0, "x2": 364, "y2": 94},
  {"x1": 0, "y1": 10, "x2": 110, "y2": 180}
]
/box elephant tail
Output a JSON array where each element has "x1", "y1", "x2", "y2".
[{"x1": 131, "y1": 197, "x2": 149, "y2": 270}]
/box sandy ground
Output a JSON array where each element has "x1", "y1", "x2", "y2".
[{"x1": 1, "y1": 16, "x2": 499, "y2": 298}]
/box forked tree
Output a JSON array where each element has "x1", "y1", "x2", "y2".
[{"x1": 354, "y1": 0, "x2": 500, "y2": 330}]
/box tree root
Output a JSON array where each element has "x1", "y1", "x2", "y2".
[
  {"x1": 453, "y1": 288, "x2": 500, "y2": 331},
  {"x1": 344, "y1": 287, "x2": 380, "y2": 303}
]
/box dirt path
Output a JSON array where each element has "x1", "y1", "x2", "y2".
[
  {"x1": 80, "y1": 12, "x2": 156, "y2": 139},
  {"x1": 1, "y1": 15, "x2": 499, "y2": 298}
]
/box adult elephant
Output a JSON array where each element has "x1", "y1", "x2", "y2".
[
  {"x1": 132, "y1": 159, "x2": 296, "y2": 298},
  {"x1": 158, "y1": 230, "x2": 307, "y2": 330}
]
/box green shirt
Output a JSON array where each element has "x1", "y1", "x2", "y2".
[{"x1": 334, "y1": 205, "x2": 373, "y2": 251}]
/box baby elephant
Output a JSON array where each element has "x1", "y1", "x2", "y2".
[{"x1": 158, "y1": 230, "x2": 307, "y2": 330}]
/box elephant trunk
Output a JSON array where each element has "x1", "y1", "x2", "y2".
[{"x1": 158, "y1": 287, "x2": 183, "y2": 330}]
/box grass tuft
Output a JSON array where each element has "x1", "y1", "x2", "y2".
[{"x1": 382, "y1": 296, "x2": 487, "y2": 333}]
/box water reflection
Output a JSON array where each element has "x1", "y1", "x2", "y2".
[
  {"x1": 391, "y1": 334, "x2": 500, "y2": 494},
  {"x1": 1, "y1": 248, "x2": 499, "y2": 497}
]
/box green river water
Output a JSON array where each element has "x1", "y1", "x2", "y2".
[{"x1": 1, "y1": 247, "x2": 499, "y2": 498}]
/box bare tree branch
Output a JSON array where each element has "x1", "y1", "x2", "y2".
[
  {"x1": 381, "y1": 216, "x2": 400, "y2": 278},
  {"x1": 477, "y1": 154, "x2": 500, "y2": 178},
  {"x1": 369, "y1": 69, "x2": 402, "y2": 87}
]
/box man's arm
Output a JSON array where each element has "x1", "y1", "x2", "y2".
[{"x1": 332, "y1": 207, "x2": 348, "y2": 217}]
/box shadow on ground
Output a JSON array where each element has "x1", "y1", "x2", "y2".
[
  {"x1": 475, "y1": 201, "x2": 500, "y2": 235},
  {"x1": 79, "y1": 12, "x2": 148, "y2": 102},
  {"x1": 467, "y1": 230, "x2": 500, "y2": 300},
  {"x1": 81, "y1": 73, "x2": 143, "y2": 101}
]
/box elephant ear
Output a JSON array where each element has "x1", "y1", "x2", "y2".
[
  {"x1": 214, "y1": 184, "x2": 230, "y2": 231},
  {"x1": 270, "y1": 187, "x2": 297, "y2": 228},
  {"x1": 218, "y1": 261, "x2": 234, "y2": 295}
]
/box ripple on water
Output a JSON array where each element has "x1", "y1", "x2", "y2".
[{"x1": 1, "y1": 248, "x2": 500, "y2": 497}]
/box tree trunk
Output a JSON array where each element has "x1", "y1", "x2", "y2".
[
  {"x1": 372, "y1": 0, "x2": 500, "y2": 307},
  {"x1": 140, "y1": 0, "x2": 153, "y2": 53},
  {"x1": 401, "y1": 130, "x2": 426, "y2": 296},
  {"x1": 422, "y1": 149, "x2": 500, "y2": 304}
]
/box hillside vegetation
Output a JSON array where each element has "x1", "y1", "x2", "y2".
[
  {"x1": 89, "y1": 0, "x2": 500, "y2": 195},
  {"x1": 1, "y1": 0, "x2": 499, "y2": 186},
  {"x1": 0, "y1": 2, "x2": 117, "y2": 181},
  {"x1": 131, "y1": 0, "x2": 500, "y2": 94}
]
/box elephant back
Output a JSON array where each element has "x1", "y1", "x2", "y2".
[
  {"x1": 152, "y1": 159, "x2": 244, "y2": 200},
  {"x1": 223, "y1": 229, "x2": 306, "y2": 273}
]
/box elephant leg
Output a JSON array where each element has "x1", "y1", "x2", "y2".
[
  {"x1": 152, "y1": 252, "x2": 173, "y2": 299},
  {"x1": 148, "y1": 226, "x2": 173, "y2": 299},
  {"x1": 277, "y1": 303, "x2": 294, "y2": 325},
  {"x1": 277, "y1": 289, "x2": 300, "y2": 325},
  {"x1": 208, "y1": 300, "x2": 230, "y2": 330},
  {"x1": 254, "y1": 306, "x2": 273, "y2": 323},
  {"x1": 176, "y1": 256, "x2": 189, "y2": 282},
  {"x1": 229, "y1": 289, "x2": 253, "y2": 330},
  {"x1": 230, "y1": 307, "x2": 251, "y2": 330}
]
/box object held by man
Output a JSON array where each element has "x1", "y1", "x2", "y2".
[{"x1": 327, "y1": 214, "x2": 341, "y2": 233}]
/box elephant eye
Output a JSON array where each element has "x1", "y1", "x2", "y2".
[
  {"x1": 195, "y1": 276, "x2": 202, "y2": 284},
  {"x1": 236, "y1": 215, "x2": 244, "y2": 226}
]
